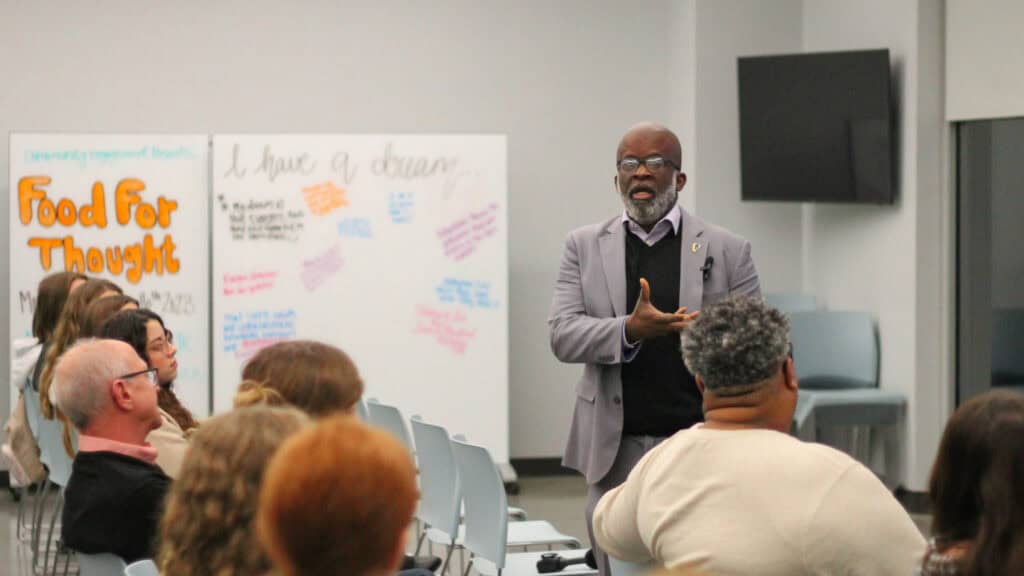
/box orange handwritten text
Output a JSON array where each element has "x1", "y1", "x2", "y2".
[
  {"x1": 27, "y1": 234, "x2": 179, "y2": 284},
  {"x1": 302, "y1": 181, "x2": 349, "y2": 216}
]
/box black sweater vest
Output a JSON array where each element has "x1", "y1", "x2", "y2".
[{"x1": 622, "y1": 229, "x2": 704, "y2": 435}]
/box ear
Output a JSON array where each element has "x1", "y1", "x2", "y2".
[
  {"x1": 695, "y1": 375, "x2": 706, "y2": 396},
  {"x1": 676, "y1": 171, "x2": 687, "y2": 191},
  {"x1": 110, "y1": 379, "x2": 133, "y2": 411},
  {"x1": 614, "y1": 174, "x2": 619, "y2": 190},
  {"x1": 782, "y1": 358, "x2": 798, "y2": 392}
]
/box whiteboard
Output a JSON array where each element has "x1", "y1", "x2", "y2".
[
  {"x1": 211, "y1": 134, "x2": 509, "y2": 462},
  {"x1": 8, "y1": 134, "x2": 211, "y2": 416}
]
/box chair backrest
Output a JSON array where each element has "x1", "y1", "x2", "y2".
[
  {"x1": 23, "y1": 385, "x2": 43, "y2": 440},
  {"x1": 365, "y1": 399, "x2": 414, "y2": 454},
  {"x1": 124, "y1": 558, "x2": 160, "y2": 576},
  {"x1": 409, "y1": 416, "x2": 461, "y2": 537},
  {"x1": 789, "y1": 311, "x2": 877, "y2": 389},
  {"x1": 354, "y1": 398, "x2": 369, "y2": 421},
  {"x1": 992, "y1": 308, "x2": 1024, "y2": 383},
  {"x1": 76, "y1": 552, "x2": 127, "y2": 576},
  {"x1": 608, "y1": 557, "x2": 657, "y2": 576},
  {"x1": 451, "y1": 437, "x2": 508, "y2": 571},
  {"x1": 36, "y1": 415, "x2": 74, "y2": 487},
  {"x1": 765, "y1": 293, "x2": 816, "y2": 314}
]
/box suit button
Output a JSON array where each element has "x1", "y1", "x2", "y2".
[{"x1": 613, "y1": 396, "x2": 622, "y2": 405}]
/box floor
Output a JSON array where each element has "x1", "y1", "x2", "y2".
[{"x1": 0, "y1": 475, "x2": 930, "y2": 575}]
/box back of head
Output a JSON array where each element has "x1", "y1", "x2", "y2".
[
  {"x1": 33, "y1": 271, "x2": 87, "y2": 343},
  {"x1": 233, "y1": 379, "x2": 289, "y2": 408},
  {"x1": 681, "y1": 296, "x2": 790, "y2": 397},
  {"x1": 40, "y1": 278, "x2": 123, "y2": 418},
  {"x1": 80, "y1": 294, "x2": 139, "y2": 338},
  {"x1": 51, "y1": 339, "x2": 136, "y2": 431},
  {"x1": 241, "y1": 340, "x2": 364, "y2": 418},
  {"x1": 258, "y1": 415, "x2": 418, "y2": 576},
  {"x1": 158, "y1": 406, "x2": 310, "y2": 576},
  {"x1": 929, "y1": 389, "x2": 1024, "y2": 574},
  {"x1": 98, "y1": 308, "x2": 158, "y2": 362}
]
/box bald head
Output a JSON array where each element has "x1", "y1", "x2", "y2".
[
  {"x1": 617, "y1": 122, "x2": 682, "y2": 167},
  {"x1": 53, "y1": 339, "x2": 144, "y2": 430}
]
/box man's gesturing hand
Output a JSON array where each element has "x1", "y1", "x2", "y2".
[{"x1": 624, "y1": 278, "x2": 700, "y2": 343}]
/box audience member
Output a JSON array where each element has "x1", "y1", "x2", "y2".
[
  {"x1": 258, "y1": 415, "x2": 420, "y2": 576},
  {"x1": 593, "y1": 296, "x2": 925, "y2": 575},
  {"x1": 235, "y1": 340, "x2": 363, "y2": 416},
  {"x1": 3, "y1": 272, "x2": 86, "y2": 485},
  {"x1": 39, "y1": 278, "x2": 121, "y2": 419},
  {"x1": 922, "y1": 389, "x2": 1024, "y2": 575},
  {"x1": 79, "y1": 294, "x2": 139, "y2": 337},
  {"x1": 100, "y1": 309, "x2": 198, "y2": 477},
  {"x1": 157, "y1": 406, "x2": 309, "y2": 575},
  {"x1": 235, "y1": 339, "x2": 439, "y2": 573},
  {"x1": 51, "y1": 339, "x2": 169, "y2": 563}
]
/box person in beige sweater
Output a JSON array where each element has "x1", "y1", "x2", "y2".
[{"x1": 593, "y1": 296, "x2": 925, "y2": 575}]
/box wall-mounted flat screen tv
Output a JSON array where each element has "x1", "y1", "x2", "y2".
[{"x1": 738, "y1": 49, "x2": 895, "y2": 204}]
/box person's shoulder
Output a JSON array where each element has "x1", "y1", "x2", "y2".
[
  {"x1": 684, "y1": 210, "x2": 749, "y2": 247},
  {"x1": 565, "y1": 215, "x2": 621, "y2": 242}
]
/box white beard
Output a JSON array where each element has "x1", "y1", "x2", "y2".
[{"x1": 622, "y1": 183, "x2": 678, "y2": 227}]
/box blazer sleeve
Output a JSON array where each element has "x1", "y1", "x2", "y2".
[
  {"x1": 548, "y1": 231, "x2": 629, "y2": 365},
  {"x1": 728, "y1": 239, "x2": 761, "y2": 298}
]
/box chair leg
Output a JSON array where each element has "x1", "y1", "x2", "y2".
[
  {"x1": 439, "y1": 539, "x2": 456, "y2": 575},
  {"x1": 883, "y1": 424, "x2": 902, "y2": 491},
  {"x1": 42, "y1": 491, "x2": 64, "y2": 576},
  {"x1": 31, "y1": 481, "x2": 53, "y2": 572}
]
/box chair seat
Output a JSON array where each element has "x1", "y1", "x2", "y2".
[
  {"x1": 457, "y1": 520, "x2": 581, "y2": 550},
  {"x1": 800, "y1": 389, "x2": 905, "y2": 427},
  {"x1": 474, "y1": 549, "x2": 597, "y2": 576}
]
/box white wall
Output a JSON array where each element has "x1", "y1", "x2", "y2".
[
  {"x1": 947, "y1": 0, "x2": 1024, "y2": 121},
  {"x1": 0, "y1": 0, "x2": 678, "y2": 459},
  {"x1": 690, "y1": 0, "x2": 805, "y2": 293},
  {"x1": 802, "y1": 0, "x2": 949, "y2": 489}
]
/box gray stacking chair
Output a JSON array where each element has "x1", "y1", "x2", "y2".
[
  {"x1": 76, "y1": 552, "x2": 126, "y2": 576},
  {"x1": 409, "y1": 416, "x2": 463, "y2": 573},
  {"x1": 788, "y1": 310, "x2": 906, "y2": 485},
  {"x1": 124, "y1": 559, "x2": 160, "y2": 576},
  {"x1": 607, "y1": 557, "x2": 657, "y2": 576},
  {"x1": 451, "y1": 437, "x2": 591, "y2": 576},
  {"x1": 354, "y1": 397, "x2": 369, "y2": 421},
  {"x1": 764, "y1": 292, "x2": 816, "y2": 314},
  {"x1": 36, "y1": 414, "x2": 76, "y2": 576},
  {"x1": 366, "y1": 398, "x2": 414, "y2": 455}
]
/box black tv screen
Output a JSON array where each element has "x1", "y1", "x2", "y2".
[{"x1": 738, "y1": 49, "x2": 894, "y2": 204}]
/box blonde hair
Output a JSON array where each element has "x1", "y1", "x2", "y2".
[
  {"x1": 233, "y1": 379, "x2": 288, "y2": 409},
  {"x1": 157, "y1": 406, "x2": 310, "y2": 576},
  {"x1": 258, "y1": 416, "x2": 418, "y2": 576},
  {"x1": 240, "y1": 340, "x2": 363, "y2": 418}
]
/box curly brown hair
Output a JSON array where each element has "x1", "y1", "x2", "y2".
[
  {"x1": 157, "y1": 406, "x2": 310, "y2": 576},
  {"x1": 240, "y1": 340, "x2": 363, "y2": 418}
]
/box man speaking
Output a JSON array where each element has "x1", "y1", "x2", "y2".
[{"x1": 548, "y1": 122, "x2": 761, "y2": 575}]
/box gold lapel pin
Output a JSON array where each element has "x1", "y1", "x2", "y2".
[{"x1": 691, "y1": 242, "x2": 701, "y2": 253}]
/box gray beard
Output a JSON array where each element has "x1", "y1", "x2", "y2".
[{"x1": 622, "y1": 186, "x2": 678, "y2": 228}]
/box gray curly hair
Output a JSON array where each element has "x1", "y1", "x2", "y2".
[{"x1": 681, "y1": 296, "x2": 790, "y2": 397}]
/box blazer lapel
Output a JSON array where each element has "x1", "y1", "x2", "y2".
[
  {"x1": 599, "y1": 219, "x2": 627, "y2": 317},
  {"x1": 679, "y1": 208, "x2": 707, "y2": 312}
]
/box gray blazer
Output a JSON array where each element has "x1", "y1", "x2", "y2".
[{"x1": 548, "y1": 208, "x2": 761, "y2": 484}]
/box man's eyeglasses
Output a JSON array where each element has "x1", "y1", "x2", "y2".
[
  {"x1": 617, "y1": 155, "x2": 681, "y2": 174},
  {"x1": 118, "y1": 367, "x2": 159, "y2": 386}
]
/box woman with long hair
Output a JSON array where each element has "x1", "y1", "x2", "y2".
[
  {"x1": 923, "y1": 389, "x2": 1024, "y2": 575},
  {"x1": 37, "y1": 278, "x2": 122, "y2": 456},
  {"x1": 3, "y1": 271, "x2": 86, "y2": 485},
  {"x1": 79, "y1": 294, "x2": 139, "y2": 337},
  {"x1": 99, "y1": 308, "x2": 198, "y2": 477},
  {"x1": 158, "y1": 406, "x2": 309, "y2": 575}
]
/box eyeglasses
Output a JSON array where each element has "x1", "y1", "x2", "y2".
[
  {"x1": 118, "y1": 367, "x2": 159, "y2": 386},
  {"x1": 148, "y1": 330, "x2": 174, "y2": 354},
  {"x1": 617, "y1": 155, "x2": 681, "y2": 174}
]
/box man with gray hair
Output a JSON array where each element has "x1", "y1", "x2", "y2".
[
  {"x1": 52, "y1": 339, "x2": 169, "y2": 563},
  {"x1": 593, "y1": 297, "x2": 925, "y2": 575}
]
